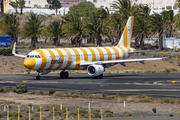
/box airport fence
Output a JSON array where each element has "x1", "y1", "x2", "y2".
[{"x1": 0, "y1": 105, "x2": 107, "y2": 120}]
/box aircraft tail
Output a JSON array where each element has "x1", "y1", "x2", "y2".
[{"x1": 116, "y1": 16, "x2": 134, "y2": 48}]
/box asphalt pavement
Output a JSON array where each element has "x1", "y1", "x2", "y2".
[
  {"x1": 82, "y1": 117, "x2": 180, "y2": 120},
  {"x1": 0, "y1": 73, "x2": 180, "y2": 98}
]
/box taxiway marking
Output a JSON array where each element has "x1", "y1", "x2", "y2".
[
  {"x1": 0, "y1": 81, "x2": 17, "y2": 83},
  {"x1": 105, "y1": 89, "x2": 180, "y2": 92}
]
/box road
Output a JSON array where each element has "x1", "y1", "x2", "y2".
[{"x1": 0, "y1": 73, "x2": 180, "y2": 98}]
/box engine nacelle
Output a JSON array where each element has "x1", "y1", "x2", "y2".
[
  {"x1": 87, "y1": 65, "x2": 104, "y2": 76},
  {"x1": 37, "y1": 70, "x2": 51, "y2": 75}
]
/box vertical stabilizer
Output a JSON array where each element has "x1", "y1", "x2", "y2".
[{"x1": 116, "y1": 16, "x2": 134, "y2": 48}]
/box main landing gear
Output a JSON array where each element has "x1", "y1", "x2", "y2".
[
  {"x1": 60, "y1": 70, "x2": 69, "y2": 78},
  {"x1": 94, "y1": 74, "x2": 103, "y2": 79},
  {"x1": 36, "y1": 72, "x2": 41, "y2": 80}
]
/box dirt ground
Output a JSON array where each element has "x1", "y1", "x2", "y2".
[
  {"x1": 0, "y1": 52, "x2": 179, "y2": 74},
  {"x1": 0, "y1": 92, "x2": 180, "y2": 115}
]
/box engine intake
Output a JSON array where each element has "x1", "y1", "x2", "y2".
[{"x1": 87, "y1": 65, "x2": 104, "y2": 76}]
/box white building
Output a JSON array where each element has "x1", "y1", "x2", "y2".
[
  {"x1": 25, "y1": 0, "x2": 49, "y2": 8},
  {"x1": 87, "y1": 0, "x2": 176, "y2": 10}
]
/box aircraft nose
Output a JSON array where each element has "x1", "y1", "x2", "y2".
[{"x1": 24, "y1": 58, "x2": 36, "y2": 69}]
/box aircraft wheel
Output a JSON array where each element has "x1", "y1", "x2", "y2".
[
  {"x1": 36, "y1": 76, "x2": 41, "y2": 80},
  {"x1": 64, "y1": 72, "x2": 69, "y2": 78},
  {"x1": 99, "y1": 74, "x2": 103, "y2": 79},
  {"x1": 60, "y1": 72, "x2": 64, "y2": 78},
  {"x1": 94, "y1": 76, "x2": 99, "y2": 79}
]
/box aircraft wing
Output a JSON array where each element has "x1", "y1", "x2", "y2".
[
  {"x1": 129, "y1": 49, "x2": 160, "y2": 53},
  {"x1": 80, "y1": 47, "x2": 176, "y2": 66},
  {"x1": 12, "y1": 41, "x2": 26, "y2": 58}
]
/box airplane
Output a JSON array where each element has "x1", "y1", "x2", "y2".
[{"x1": 12, "y1": 16, "x2": 176, "y2": 80}]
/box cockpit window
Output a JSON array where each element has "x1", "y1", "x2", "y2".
[
  {"x1": 26, "y1": 55, "x2": 41, "y2": 58},
  {"x1": 30, "y1": 55, "x2": 34, "y2": 58}
]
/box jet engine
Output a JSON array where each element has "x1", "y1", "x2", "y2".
[{"x1": 87, "y1": 65, "x2": 104, "y2": 76}]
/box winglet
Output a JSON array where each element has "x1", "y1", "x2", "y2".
[
  {"x1": 169, "y1": 46, "x2": 177, "y2": 58},
  {"x1": 12, "y1": 41, "x2": 17, "y2": 55},
  {"x1": 12, "y1": 41, "x2": 27, "y2": 58}
]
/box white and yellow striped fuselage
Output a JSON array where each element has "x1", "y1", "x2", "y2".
[
  {"x1": 13, "y1": 16, "x2": 175, "y2": 79},
  {"x1": 24, "y1": 46, "x2": 135, "y2": 71}
]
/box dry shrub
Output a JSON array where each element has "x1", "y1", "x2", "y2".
[
  {"x1": 61, "y1": 113, "x2": 66, "y2": 118},
  {"x1": 126, "y1": 96, "x2": 138, "y2": 102},
  {"x1": 42, "y1": 117, "x2": 47, "y2": 120},
  {"x1": 91, "y1": 94, "x2": 103, "y2": 99},
  {"x1": 54, "y1": 91, "x2": 67, "y2": 97},
  {"x1": 173, "y1": 99, "x2": 180, "y2": 104},
  {"x1": 32, "y1": 113, "x2": 39, "y2": 117},
  {"x1": 116, "y1": 96, "x2": 127, "y2": 103},
  {"x1": 126, "y1": 96, "x2": 152, "y2": 103},
  {"x1": 126, "y1": 113, "x2": 132, "y2": 117},
  {"x1": 70, "y1": 114, "x2": 77, "y2": 118},
  {"x1": 151, "y1": 99, "x2": 164, "y2": 103},
  {"x1": 23, "y1": 116, "x2": 28, "y2": 120},
  {"x1": 104, "y1": 110, "x2": 113, "y2": 117},
  {"x1": 169, "y1": 113, "x2": 174, "y2": 117}
]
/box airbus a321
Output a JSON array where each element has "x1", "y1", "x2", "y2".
[{"x1": 12, "y1": 16, "x2": 176, "y2": 80}]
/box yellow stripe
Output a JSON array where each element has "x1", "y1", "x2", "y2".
[
  {"x1": 46, "y1": 49, "x2": 55, "y2": 70},
  {"x1": 54, "y1": 49, "x2": 64, "y2": 70},
  {"x1": 103, "y1": 47, "x2": 112, "y2": 60},
  {"x1": 120, "y1": 47, "x2": 125, "y2": 59},
  {"x1": 35, "y1": 50, "x2": 46, "y2": 70},
  {"x1": 116, "y1": 43, "x2": 120, "y2": 47},
  {"x1": 126, "y1": 47, "x2": 130, "y2": 51},
  {"x1": 80, "y1": 48, "x2": 88, "y2": 62},
  {"x1": 111, "y1": 47, "x2": 119, "y2": 60},
  {"x1": 87, "y1": 48, "x2": 96, "y2": 62},
  {"x1": 71, "y1": 48, "x2": 80, "y2": 70},
  {"x1": 130, "y1": 16, "x2": 134, "y2": 47},
  {"x1": 62, "y1": 48, "x2": 72, "y2": 69},
  {"x1": 123, "y1": 25, "x2": 127, "y2": 47},
  {"x1": 95, "y1": 47, "x2": 104, "y2": 61}
]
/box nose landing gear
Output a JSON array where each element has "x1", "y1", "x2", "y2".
[{"x1": 60, "y1": 70, "x2": 69, "y2": 78}]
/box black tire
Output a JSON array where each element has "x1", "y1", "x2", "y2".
[
  {"x1": 60, "y1": 72, "x2": 64, "y2": 78},
  {"x1": 36, "y1": 76, "x2": 40, "y2": 80},
  {"x1": 99, "y1": 74, "x2": 103, "y2": 79},
  {"x1": 94, "y1": 76, "x2": 99, "y2": 79},
  {"x1": 64, "y1": 72, "x2": 69, "y2": 78}
]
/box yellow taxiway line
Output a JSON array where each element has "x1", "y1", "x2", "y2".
[{"x1": 105, "y1": 89, "x2": 180, "y2": 92}]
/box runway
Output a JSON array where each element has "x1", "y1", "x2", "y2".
[{"x1": 0, "y1": 73, "x2": 180, "y2": 98}]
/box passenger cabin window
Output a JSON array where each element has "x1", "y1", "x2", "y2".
[{"x1": 27, "y1": 55, "x2": 41, "y2": 58}]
